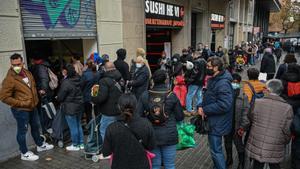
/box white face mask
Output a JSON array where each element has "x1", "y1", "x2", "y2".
[
  {"x1": 136, "y1": 63, "x2": 142, "y2": 68},
  {"x1": 13, "y1": 66, "x2": 22, "y2": 74}
]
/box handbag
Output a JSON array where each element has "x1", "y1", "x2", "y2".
[
  {"x1": 190, "y1": 116, "x2": 209, "y2": 134},
  {"x1": 176, "y1": 122, "x2": 196, "y2": 150},
  {"x1": 109, "y1": 122, "x2": 155, "y2": 169}
]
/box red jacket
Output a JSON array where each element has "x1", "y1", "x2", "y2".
[{"x1": 173, "y1": 75, "x2": 187, "y2": 107}]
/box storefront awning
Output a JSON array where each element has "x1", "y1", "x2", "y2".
[{"x1": 256, "y1": 0, "x2": 281, "y2": 12}]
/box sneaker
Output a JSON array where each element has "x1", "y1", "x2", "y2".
[
  {"x1": 37, "y1": 142, "x2": 54, "y2": 152},
  {"x1": 99, "y1": 153, "x2": 110, "y2": 160},
  {"x1": 78, "y1": 144, "x2": 85, "y2": 150},
  {"x1": 21, "y1": 151, "x2": 39, "y2": 161},
  {"x1": 66, "y1": 144, "x2": 80, "y2": 151}
]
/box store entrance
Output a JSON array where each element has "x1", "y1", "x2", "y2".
[{"x1": 146, "y1": 28, "x2": 172, "y2": 72}]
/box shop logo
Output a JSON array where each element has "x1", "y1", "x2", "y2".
[{"x1": 23, "y1": 0, "x2": 81, "y2": 29}]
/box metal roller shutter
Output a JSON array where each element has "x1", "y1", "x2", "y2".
[{"x1": 20, "y1": 0, "x2": 97, "y2": 40}]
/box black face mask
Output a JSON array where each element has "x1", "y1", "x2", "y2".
[{"x1": 206, "y1": 69, "x2": 214, "y2": 76}]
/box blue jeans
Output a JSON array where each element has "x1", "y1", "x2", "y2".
[
  {"x1": 65, "y1": 113, "x2": 84, "y2": 146},
  {"x1": 186, "y1": 85, "x2": 202, "y2": 112},
  {"x1": 100, "y1": 115, "x2": 119, "y2": 142},
  {"x1": 208, "y1": 134, "x2": 226, "y2": 169},
  {"x1": 152, "y1": 145, "x2": 177, "y2": 169},
  {"x1": 11, "y1": 108, "x2": 43, "y2": 154}
]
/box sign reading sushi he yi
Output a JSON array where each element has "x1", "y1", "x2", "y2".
[
  {"x1": 211, "y1": 13, "x2": 225, "y2": 29},
  {"x1": 145, "y1": 0, "x2": 185, "y2": 28}
]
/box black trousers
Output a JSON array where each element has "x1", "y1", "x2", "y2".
[
  {"x1": 292, "y1": 137, "x2": 300, "y2": 169},
  {"x1": 224, "y1": 131, "x2": 245, "y2": 154},
  {"x1": 252, "y1": 160, "x2": 280, "y2": 169}
]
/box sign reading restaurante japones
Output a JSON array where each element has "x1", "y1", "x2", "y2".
[{"x1": 145, "y1": 0, "x2": 184, "y2": 28}]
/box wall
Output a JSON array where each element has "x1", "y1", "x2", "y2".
[
  {"x1": 96, "y1": 0, "x2": 123, "y2": 61},
  {"x1": 83, "y1": 39, "x2": 98, "y2": 59},
  {"x1": 122, "y1": 0, "x2": 146, "y2": 63},
  {"x1": 0, "y1": 0, "x2": 34, "y2": 162}
]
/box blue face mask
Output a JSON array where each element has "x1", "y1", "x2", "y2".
[{"x1": 232, "y1": 83, "x2": 241, "y2": 90}]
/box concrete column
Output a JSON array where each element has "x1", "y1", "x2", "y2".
[{"x1": 0, "y1": 0, "x2": 30, "y2": 162}]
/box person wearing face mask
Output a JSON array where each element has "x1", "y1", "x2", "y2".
[
  {"x1": 158, "y1": 51, "x2": 171, "y2": 71},
  {"x1": 223, "y1": 73, "x2": 250, "y2": 169},
  {"x1": 0, "y1": 53, "x2": 54, "y2": 161},
  {"x1": 91, "y1": 61, "x2": 123, "y2": 159},
  {"x1": 202, "y1": 45, "x2": 212, "y2": 61},
  {"x1": 180, "y1": 48, "x2": 193, "y2": 65},
  {"x1": 197, "y1": 57, "x2": 234, "y2": 169},
  {"x1": 127, "y1": 56, "x2": 150, "y2": 100}
]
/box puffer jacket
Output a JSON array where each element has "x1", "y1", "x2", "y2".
[
  {"x1": 91, "y1": 69, "x2": 122, "y2": 116},
  {"x1": 246, "y1": 94, "x2": 293, "y2": 163},
  {"x1": 233, "y1": 88, "x2": 250, "y2": 131},
  {"x1": 260, "y1": 53, "x2": 276, "y2": 74},
  {"x1": 57, "y1": 76, "x2": 84, "y2": 115},
  {"x1": 173, "y1": 75, "x2": 187, "y2": 107},
  {"x1": 0, "y1": 68, "x2": 39, "y2": 111},
  {"x1": 198, "y1": 70, "x2": 233, "y2": 136},
  {"x1": 136, "y1": 84, "x2": 184, "y2": 146}
]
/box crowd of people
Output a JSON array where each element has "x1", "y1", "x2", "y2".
[{"x1": 0, "y1": 40, "x2": 299, "y2": 169}]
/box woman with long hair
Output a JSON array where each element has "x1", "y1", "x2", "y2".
[{"x1": 102, "y1": 94, "x2": 156, "y2": 169}]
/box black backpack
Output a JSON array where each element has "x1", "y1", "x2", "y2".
[{"x1": 145, "y1": 90, "x2": 171, "y2": 125}]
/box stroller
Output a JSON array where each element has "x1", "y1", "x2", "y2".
[
  {"x1": 235, "y1": 55, "x2": 246, "y2": 72},
  {"x1": 84, "y1": 103, "x2": 102, "y2": 162}
]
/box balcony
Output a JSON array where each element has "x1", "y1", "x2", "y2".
[{"x1": 256, "y1": 0, "x2": 281, "y2": 12}]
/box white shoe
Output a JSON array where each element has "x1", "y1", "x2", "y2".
[
  {"x1": 37, "y1": 142, "x2": 54, "y2": 152},
  {"x1": 99, "y1": 153, "x2": 110, "y2": 160},
  {"x1": 21, "y1": 151, "x2": 39, "y2": 161},
  {"x1": 66, "y1": 144, "x2": 80, "y2": 151}
]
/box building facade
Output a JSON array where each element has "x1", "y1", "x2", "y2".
[{"x1": 0, "y1": 0, "x2": 280, "y2": 161}]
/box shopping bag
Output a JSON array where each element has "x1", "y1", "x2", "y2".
[
  {"x1": 190, "y1": 116, "x2": 210, "y2": 134},
  {"x1": 176, "y1": 123, "x2": 196, "y2": 150}
]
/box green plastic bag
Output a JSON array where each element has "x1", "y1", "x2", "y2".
[{"x1": 176, "y1": 122, "x2": 196, "y2": 150}]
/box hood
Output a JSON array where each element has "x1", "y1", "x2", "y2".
[
  {"x1": 117, "y1": 54, "x2": 126, "y2": 60},
  {"x1": 213, "y1": 70, "x2": 233, "y2": 82},
  {"x1": 68, "y1": 76, "x2": 81, "y2": 87},
  {"x1": 103, "y1": 69, "x2": 122, "y2": 81}
]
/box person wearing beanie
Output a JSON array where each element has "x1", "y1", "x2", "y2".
[
  {"x1": 114, "y1": 48, "x2": 130, "y2": 81},
  {"x1": 128, "y1": 56, "x2": 150, "y2": 100},
  {"x1": 137, "y1": 69, "x2": 184, "y2": 169}
]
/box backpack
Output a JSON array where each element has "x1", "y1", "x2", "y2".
[
  {"x1": 145, "y1": 90, "x2": 172, "y2": 125},
  {"x1": 48, "y1": 68, "x2": 58, "y2": 90},
  {"x1": 287, "y1": 82, "x2": 300, "y2": 97},
  {"x1": 244, "y1": 81, "x2": 264, "y2": 107}
]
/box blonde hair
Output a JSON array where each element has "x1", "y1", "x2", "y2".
[{"x1": 136, "y1": 48, "x2": 146, "y2": 58}]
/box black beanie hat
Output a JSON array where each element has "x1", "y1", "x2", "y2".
[{"x1": 152, "y1": 69, "x2": 167, "y2": 84}]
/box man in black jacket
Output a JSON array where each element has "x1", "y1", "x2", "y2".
[
  {"x1": 260, "y1": 48, "x2": 276, "y2": 80},
  {"x1": 185, "y1": 53, "x2": 206, "y2": 115},
  {"x1": 114, "y1": 48, "x2": 130, "y2": 82},
  {"x1": 30, "y1": 57, "x2": 54, "y2": 134},
  {"x1": 91, "y1": 61, "x2": 123, "y2": 158}
]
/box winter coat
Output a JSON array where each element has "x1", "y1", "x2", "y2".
[
  {"x1": 275, "y1": 63, "x2": 288, "y2": 80},
  {"x1": 81, "y1": 68, "x2": 101, "y2": 102},
  {"x1": 57, "y1": 76, "x2": 84, "y2": 116},
  {"x1": 246, "y1": 94, "x2": 293, "y2": 163},
  {"x1": 130, "y1": 65, "x2": 150, "y2": 100},
  {"x1": 30, "y1": 61, "x2": 53, "y2": 99},
  {"x1": 91, "y1": 70, "x2": 122, "y2": 116},
  {"x1": 0, "y1": 68, "x2": 39, "y2": 111},
  {"x1": 242, "y1": 80, "x2": 266, "y2": 103},
  {"x1": 185, "y1": 58, "x2": 206, "y2": 86},
  {"x1": 180, "y1": 54, "x2": 193, "y2": 64},
  {"x1": 198, "y1": 70, "x2": 234, "y2": 136},
  {"x1": 102, "y1": 114, "x2": 156, "y2": 169},
  {"x1": 136, "y1": 84, "x2": 184, "y2": 146},
  {"x1": 233, "y1": 88, "x2": 250, "y2": 131},
  {"x1": 281, "y1": 63, "x2": 300, "y2": 111},
  {"x1": 173, "y1": 75, "x2": 187, "y2": 107},
  {"x1": 114, "y1": 58, "x2": 130, "y2": 81},
  {"x1": 170, "y1": 62, "x2": 183, "y2": 78},
  {"x1": 260, "y1": 53, "x2": 276, "y2": 74}
]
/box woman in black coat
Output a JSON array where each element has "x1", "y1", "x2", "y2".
[
  {"x1": 102, "y1": 94, "x2": 156, "y2": 169},
  {"x1": 260, "y1": 49, "x2": 276, "y2": 80},
  {"x1": 57, "y1": 64, "x2": 84, "y2": 151},
  {"x1": 275, "y1": 54, "x2": 297, "y2": 80}
]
